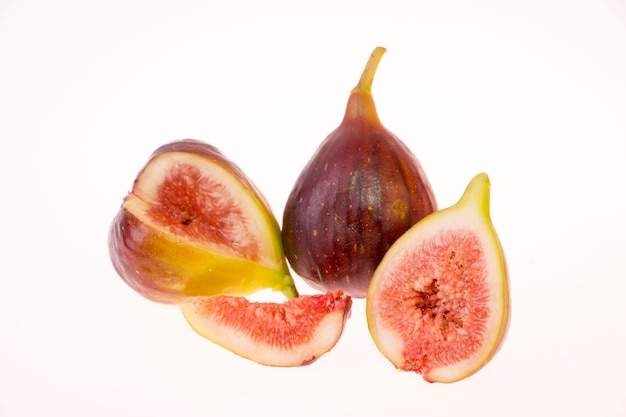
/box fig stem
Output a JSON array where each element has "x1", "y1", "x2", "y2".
[
  {"x1": 343, "y1": 47, "x2": 386, "y2": 124},
  {"x1": 281, "y1": 277, "x2": 300, "y2": 300},
  {"x1": 354, "y1": 47, "x2": 387, "y2": 94}
]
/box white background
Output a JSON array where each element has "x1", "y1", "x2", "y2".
[{"x1": 1, "y1": 1, "x2": 625, "y2": 416}]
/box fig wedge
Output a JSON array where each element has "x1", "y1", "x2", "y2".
[{"x1": 180, "y1": 290, "x2": 352, "y2": 366}]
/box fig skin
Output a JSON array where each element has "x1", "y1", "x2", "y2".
[
  {"x1": 109, "y1": 139, "x2": 298, "y2": 304},
  {"x1": 366, "y1": 173, "x2": 510, "y2": 383},
  {"x1": 282, "y1": 47, "x2": 437, "y2": 298}
]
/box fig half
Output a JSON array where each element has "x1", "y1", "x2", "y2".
[
  {"x1": 180, "y1": 290, "x2": 352, "y2": 366},
  {"x1": 282, "y1": 47, "x2": 437, "y2": 298},
  {"x1": 366, "y1": 173, "x2": 510, "y2": 383},
  {"x1": 109, "y1": 139, "x2": 298, "y2": 304}
]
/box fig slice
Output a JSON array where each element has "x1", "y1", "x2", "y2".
[
  {"x1": 180, "y1": 290, "x2": 352, "y2": 367},
  {"x1": 109, "y1": 139, "x2": 298, "y2": 304},
  {"x1": 366, "y1": 173, "x2": 510, "y2": 383}
]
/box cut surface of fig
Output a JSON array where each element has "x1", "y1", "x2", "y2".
[
  {"x1": 180, "y1": 290, "x2": 352, "y2": 367},
  {"x1": 124, "y1": 152, "x2": 268, "y2": 262},
  {"x1": 109, "y1": 139, "x2": 298, "y2": 304},
  {"x1": 282, "y1": 47, "x2": 437, "y2": 299},
  {"x1": 366, "y1": 173, "x2": 510, "y2": 383}
]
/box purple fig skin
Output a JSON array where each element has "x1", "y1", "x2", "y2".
[
  {"x1": 109, "y1": 207, "x2": 179, "y2": 303},
  {"x1": 282, "y1": 48, "x2": 437, "y2": 298}
]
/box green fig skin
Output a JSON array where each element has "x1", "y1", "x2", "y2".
[{"x1": 282, "y1": 47, "x2": 437, "y2": 298}]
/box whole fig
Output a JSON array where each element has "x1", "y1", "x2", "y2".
[{"x1": 282, "y1": 47, "x2": 437, "y2": 298}]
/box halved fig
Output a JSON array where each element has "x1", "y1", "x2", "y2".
[
  {"x1": 180, "y1": 290, "x2": 352, "y2": 366},
  {"x1": 366, "y1": 173, "x2": 510, "y2": 383},
  {"x1": 108, "y1": 139, "x2": 298, "y2": 304}
]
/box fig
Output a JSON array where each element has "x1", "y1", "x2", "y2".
[
  {"x1": 366, "y1": 173, "x2": 510, "y2": 383},
  {"x1": 108, "y1": 139, "x2": 298, "y2": 304},
  {"x1": 282, "y1": 47, "x2": 437, "y2": 298},
  {"x1": 180, "y1": 289, "x2": 352, "y2": 366}
]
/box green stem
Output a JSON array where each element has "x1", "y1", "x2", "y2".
[
  {"x1": 281, "y1": 275, "x2": 300, "y2": 300},
  {"x1": 354, "y1": 47, "x2": 387, "y2": 94}
]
